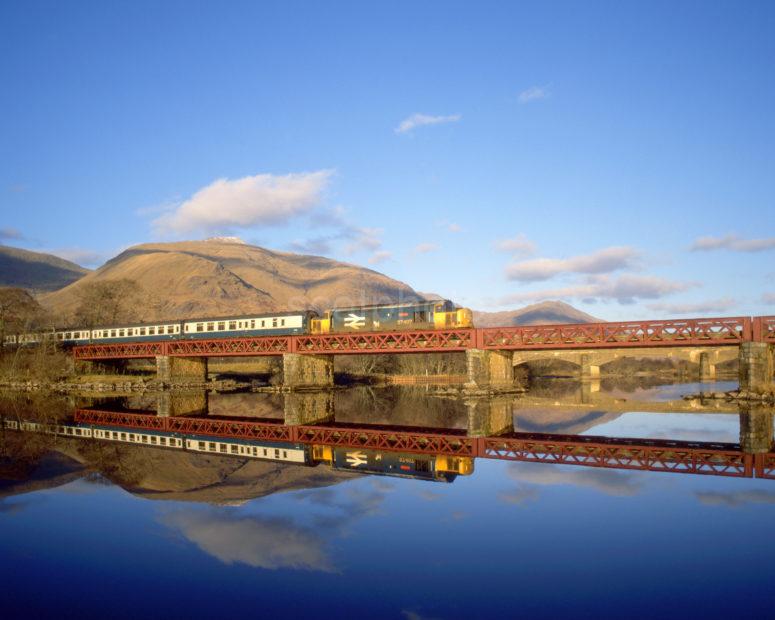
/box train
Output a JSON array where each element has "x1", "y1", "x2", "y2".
[
  {"x1": 2, "y1": 300, "x2": 474, "y2": 347},
  {"x1": 2, "y1": 417, "x2": 474, "y2": 483}
]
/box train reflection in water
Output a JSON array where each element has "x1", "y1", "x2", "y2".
[{"x1": 1, "y1": 418, "x2": 474, "y2": 483}]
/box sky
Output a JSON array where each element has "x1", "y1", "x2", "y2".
[{"x1": 1, "y1": 0, "x2": 773, "y2": 319}]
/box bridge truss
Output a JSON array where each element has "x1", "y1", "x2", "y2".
[
  {"x1": 73, "y1": 409, "x2": 771, "y2": 479},
  {"x1": 72, "y1": 315, "x2": 774, "y2": 360}
]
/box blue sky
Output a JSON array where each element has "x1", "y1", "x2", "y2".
[{"x1": 1, "y1": 0, "x2": 773, "y2": 318}]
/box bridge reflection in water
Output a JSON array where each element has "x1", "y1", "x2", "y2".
[{"x1": 4, "y1": 387, "x2": 770, "y2": 484}]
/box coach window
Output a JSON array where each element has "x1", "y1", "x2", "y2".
[
  {"x1": 281, "y1": 319, "x2": 285, "y2": 326},
  {"x1": 229, "y1": 321, "x2": 236, "y2": 330},
  {"x1": 167, "y1": 326, "x2": 174, "y2": 334},
  {"x1": 196, "y1": 323, "x2": 204, "y2": 332},
  {"x1": 218, "y1": 322, "x2": 225, "y2": 330},
  {"x1": 272, "y1": 318, "x2": 278, "y2": 327},
  {"x1": 207, "y1": 322, "x2": 214, "y2": 331},
  {"x1": 149, "y1": 327, "x2": 156, "y2": 335},
  {"x1": 119, "y1": 329, "x2": 125, "y2": 337}
]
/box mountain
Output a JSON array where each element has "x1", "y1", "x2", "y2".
[
  {"x1": 474, "y1": 301, "x2": 599, "y2": 327},
  {"x1": 0, "y1": 245, "x2": 90, "y2": 293},
  {"x1": 40, "y1": 239, "x2": 423, "y2": 322}
]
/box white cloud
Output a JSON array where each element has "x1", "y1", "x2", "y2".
[
  {"x1": 395, "y1": 113, "x2": 461, "y2": 134},
  {"x1": 690, "y1": 234, "x2": 775, "y2": 253},
  {"x1": 518, "y1": 86, "x2": 549, "y2": 104},
  {"x1": 505, "y1": 246, "x2": 639, "y2": 282},
  {"x1": 508, "y1": 462, "x2": 641, "y2": 496},
  {"x1": 368, "y1": 250, "x2": 392, "y2": 264},
  {"x1": 446, "y1": 222, "x2": 462, "y2": 233},
  {"x1": 289, "y1": 235, "x2": 338, "y2": 255},
  {"x1": 497, "y1": 274, "x2": 694, "y2": 306},
  {"x1": 345, "y1": 226, "x2": 384, "y2": 255},
  {"x1": 413, "y1": 242, "x2": 439, "y2": 254},
  {"x1": 646, "y1": 297, "x2": 737, "y2": 315},
  {"x1": 696, "y1": 490, "x2": 775, "y2": 507},
  {"x1": 153, "y1": 170, "x2": 333, "y2": 236},
  {"x1": 161, "y1": 510, "x2": 334, "y2": 572},
  {"x1": 494, "y1": 234, "x2": 536, "y2": 257}
]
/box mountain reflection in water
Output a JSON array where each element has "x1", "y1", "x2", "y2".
[{"x1": 1, "y1": 380, "x2": 774, "y2": 618}]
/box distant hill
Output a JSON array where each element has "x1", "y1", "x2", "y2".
[
  {"x1": 40, "y1": 239, "x2": 423, "y2": 322},
  {"x1": 474, "y1": 301, "x2": 599, "y2": 327},
  {"x1": 0, "y1": 245, "x2": 89, "y2": 293}
]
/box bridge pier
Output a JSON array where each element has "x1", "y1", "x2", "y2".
[
  {"x1": 739, "y1": 343, "x2": 773, "y2": 392},
  {"x1": 282, "y1": 353, "x2": 334, "y2": 390},
  {"x1": 466, "y1": 398, "x2": 514, "y2": 437},
  {"x1": 465, "y1": 349, "x2": 514, "y2": 391},
  {"x1": 157, "y1": 391, "x2": 208, "y2": 417},
  {"x1": 739, "y1": 406, "x2": 774, "y2": 454},
  {"x1": 699, "y1": 352, "x2": 716, "y2": 382},
  {"x1": 156, "y1": 355, "x2": 208, "y2": 383},
  {"x1": 283, "y1": 391, "x2": 335, "y2": 425},
  {"x1": 580, "y1": 354, "x2": 600, "y2": 381}
]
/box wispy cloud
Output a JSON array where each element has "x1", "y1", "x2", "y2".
[
  {"x1": 435, "y1": 220, "x2": 462, "y2": 233},
  {"x1": 505, "y1": 246, "x2": 640, "y2": 282},
  {"x1": 153, "y1": 170, "x2": 334, "y2": 237},
  {"x1": 345, "y1": 226, "x2": 384, "y2": 255},
  {"x1": 368, "y1": 250, "x2": 392, "y2": 265},
  {"x1": 413, "y1": 242, "x2": 439, "y2": 254},
  {"x1": 497, "y1": 274, "x2": 695, "y2": 306},
  {"x1": 690, "y1": 234, "x2": 775, "y2": 253},
  {"x1": 498, "y1": 486, "x2": 540, "y2": 505},
  {"x1": 0, "y1": 227, "x2": 23, "y2": 242},
  {"x1": 507, "y1": 462, "x2": 642, "y2": 496},
  {"x1": 518, "y1": 85, "x2": 549, "y2": 104},
  {"x1": 395, "y1": 113, "x2": 461, "y2": 134},
  {"x1": 646, "y1": 297, "x2": 736, "y2": 315},
  {"x1": 494, "y1": 233, "x2": 536, "y2": 257},
  {"x1": 696, "y1": 489, "x2": 775, "y2": 507}
]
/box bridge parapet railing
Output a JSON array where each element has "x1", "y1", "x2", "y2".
[
  {"x1": 293, "y1": 329, "x2": 474, "y2": 354},
  {"x1": 753, "y1": 316, "x2": 775, "y2": 343},
  {"x1": 479, "y1": 317, "x2": 751, "y2": 350}
]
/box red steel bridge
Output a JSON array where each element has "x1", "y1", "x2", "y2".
[
  {"x1": 74, "y1": 408, "x2": 775, "y2": 480},
  {"x1": 73, "y1": 315, "x2": 775, "y2": 360}
]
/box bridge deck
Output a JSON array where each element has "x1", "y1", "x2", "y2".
[
  {"x1": 72, "y1": 315, "x2": 774, "y2": 360},
  {"x1": 73, "y1": 409, "x2": 769, "y2": 479}
]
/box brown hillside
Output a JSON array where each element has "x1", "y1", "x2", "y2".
[
  {"x1": 40, "y1": 239, "x2": 422, "y2": 323},
  {"x1": 0, "y1": 245, "x2": 89, "y2": 293},
  {"x1": 474, "y1": 301, "x2": 599, "y2": 327}
]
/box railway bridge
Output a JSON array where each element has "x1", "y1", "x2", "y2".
[
  {"x1": 71, "y1": 404, "x2": 775, "y2": 480},
  {"x1": 73, "y1": 315, "x2": 775, "y2": 392}
]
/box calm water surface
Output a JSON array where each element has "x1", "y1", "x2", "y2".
[{"x1": 1, "y1": 380, "x2": 773, "y2": 619}]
